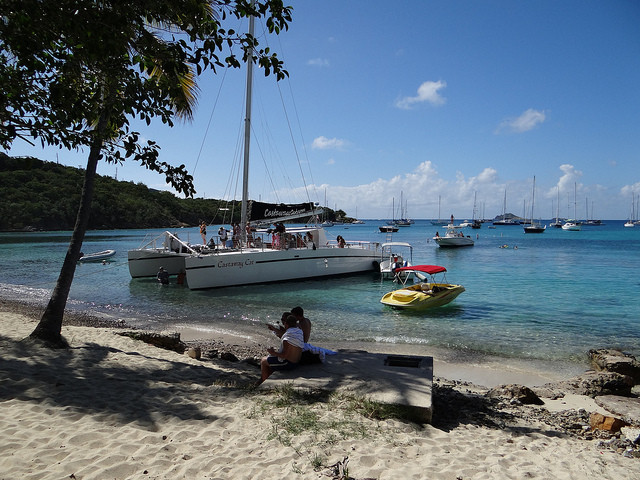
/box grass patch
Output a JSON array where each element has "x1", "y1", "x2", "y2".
[{"x1": 247, "y1": 384, "x2": 420, "y2": 476}]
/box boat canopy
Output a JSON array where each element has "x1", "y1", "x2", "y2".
[
  {"x1": 381, "y1": 242, "x2": 412, "y2": 249},
  {"x1": 394, "y1": 265, "x2": 447, "y2": 275}
]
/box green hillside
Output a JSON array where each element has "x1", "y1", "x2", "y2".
[{"x1": 0, "y1": 154, "x2": 240, "y2": 231}]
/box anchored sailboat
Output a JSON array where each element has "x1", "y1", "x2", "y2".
[
  {"x1": 182, "y1": 14, "x2": 380, "y2": 289},
  {"x1": 524, "y1": 176, "x2": 546, "y2": 233}
]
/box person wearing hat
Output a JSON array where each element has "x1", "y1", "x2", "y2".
[{"x1": 157, "y1": 266, "x2": 169, "y2": 285}]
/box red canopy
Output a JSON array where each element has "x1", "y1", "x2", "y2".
[{"x1": 394, "y1": 264, "x2": 447, "y2": 275}]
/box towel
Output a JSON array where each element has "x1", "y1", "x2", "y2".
[{"x1": 302, "y1": 343, "x2": 337, "y2": 363}]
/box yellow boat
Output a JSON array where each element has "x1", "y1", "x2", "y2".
[{"x1": 380, "y1": 265, "x2": 465, "y2": 310}]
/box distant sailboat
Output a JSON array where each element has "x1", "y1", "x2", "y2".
[
  {"x1": 562, "y1": 182, "x2": 581, "y2": 231},
  {"x1": 584, "y1": 198, "x2": 603, "y2": 226},
  {"x1": 395, "y1": 191, "x2": 411, "y2": 226},
  {"x1": 431, "y1": 195, "x2": 447, "y2": 226},
  {"x1": 493, "y1": 189, "x2": 520, "y2": 225},
  {"x1": 624, "y1": 192, "x2": 635, "y2": 228},
  {"x1": 524, "y1": 176, "x2": 546, "y2": 233},
  {"x1": 471, "y1": 191, "x2": 481, "y2": 229},
  {"x1": 550, "y1": 186, "x2": 563, "y2": 228}
]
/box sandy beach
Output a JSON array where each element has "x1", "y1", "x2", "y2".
[{"x1": 1, "y1": 305, "x2": 639, "y2": 480}]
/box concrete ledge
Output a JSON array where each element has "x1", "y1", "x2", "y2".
[{"x1": 261, "y1": 349, "x2": 433, "y2": 423}]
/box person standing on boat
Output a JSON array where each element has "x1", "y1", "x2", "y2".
[
  {"x1": 200, "y1": 221, "x2": 207, "y2": 244},
  {"x1": 218, "y1": 226, "x2": 228, "y2": 248},
  {"x1": 232, "y1": 222, "x2": 240, "y2": 247}
]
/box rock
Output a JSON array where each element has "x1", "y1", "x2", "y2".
[
  {"x1": 540, "y1": 372, "x2": 633, "y2": 398},
  {"x1": 589, "y1": 349, "x2": 640, "y2": 384},
  {"x1": 118, "y1": 331, "x2": 186, "y2": 354},
  {"x1": 595, "y1": 395, "x2": 640, "y2": 426},
  {"x1": 220, "y1": 351, "x2": 239, "y2": 362},
  {"x1": 590, "y1": 412, "x2": 628, "y2": 432},
  {"x1": 621, "y1": 426, "x2": 640, "y2": 443},
  {"x1": 186, "y1": 347, "x2": 201, "y2": 360},
  {"x1": 487, "y1": 384, "x2": 544, "y2": 405}
]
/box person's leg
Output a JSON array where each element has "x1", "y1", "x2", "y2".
[{"x1": 260, "y1": 356, "x2": 273, "y2": 382}]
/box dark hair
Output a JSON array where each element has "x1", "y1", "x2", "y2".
[
  {"x1": 284, "y1": 315, "x2": 298, "y2": 327},
  {"x1": 291, "y1": 306, "x2": 304, "y2": 316}
]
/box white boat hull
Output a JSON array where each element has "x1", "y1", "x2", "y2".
[
  {"x1": 78, "y1": 249, "x2": 116, "y2": 263},
  {"x1": 434, "y1": 237, "x2": 474, "y2": 247},
  {"x1": 185, "y1": 246, "x2": 379, "y2": 289},
  {"x1": 433, "y1": 225, "x2": 474, "y2": 247},
  {"x1": 128, "y1": 249, "x2": 190, "y2": 278},
  {"x1": 561, "y1": 222, "x2": 581, "y2": 231}
]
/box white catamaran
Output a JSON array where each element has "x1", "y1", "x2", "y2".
[{"x1": 174, "y1": 15, "x2": 378, "y2": 289}]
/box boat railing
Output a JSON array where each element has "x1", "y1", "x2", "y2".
[
  {"x1": 200, "y1": 232, "x2": 380, "y2": 254},
  {"x1": 138, "y1": 231, "x2": 198, "y2": 254},
  {"x1": 328, "y1": 240, "x2": 380, "y2": 251}
]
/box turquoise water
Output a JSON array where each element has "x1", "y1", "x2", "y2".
[{"x1": 1, "y1": 221, "x2": 639, "y2": 368}]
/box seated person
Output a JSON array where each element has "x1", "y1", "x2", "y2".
[
  {"x1": 266, "y1": 311, "x2": 289, "y2": 338},
  {"x1": 260, "y1": 315, "x2": 303, "y2": 383}
]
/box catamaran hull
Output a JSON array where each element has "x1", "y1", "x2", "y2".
[
  {"x1": 184, "y1": 247, "x2": 379, "y2": 289},
  {"x1": 128, "y1": 249, "x2": 189, "y2": 278}
]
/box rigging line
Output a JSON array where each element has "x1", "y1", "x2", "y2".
[
  {"x1": 191, "y1": 67, "x2": 229, "y2": 178},
  {"x1": 274, "y1": 80, "x2": 312, "y2": 204},
  {"x1": 278, "y1": 62, "x2": 317, "y2": 203},
  {"x1": 258, "y1": 18, "x2": 317, "y2": 206},
  {"x1": 249, "y1": 120, "x2": 281, "y2": 204}
]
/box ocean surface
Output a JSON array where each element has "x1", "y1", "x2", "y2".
[{"x1": 2, "y1": 220, "x2": 639, "y2": 375}]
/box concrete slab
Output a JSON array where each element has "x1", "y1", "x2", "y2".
[{"x1": 261, "y1": 349, "x2": 433, "y2": 423}]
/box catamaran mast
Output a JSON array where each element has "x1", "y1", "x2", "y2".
[{"x1": 240, "y1": 9, "x2": 255, "y2": 243}]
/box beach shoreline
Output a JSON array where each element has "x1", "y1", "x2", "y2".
[
  {"x1": 2, "y1": 296, "x2": 586, "y2": 388},
  {"x1": 2, "y1": 302, "x2": 639, "y2": 479}
]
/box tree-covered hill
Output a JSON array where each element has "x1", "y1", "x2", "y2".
[{"x1": 0, "y1": 154, "x2": 241, "y2": 231}]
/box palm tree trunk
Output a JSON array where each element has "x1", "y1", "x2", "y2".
[{"x1": 29, "y1": 107, "x2": 111, "y2": 348}]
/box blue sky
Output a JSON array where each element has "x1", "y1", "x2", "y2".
[{"x1": 7, "y1": 0, "x2": 640, "y2": 220}]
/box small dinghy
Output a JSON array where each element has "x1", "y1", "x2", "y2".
[{"x1": 78, "y1": 249, "x2": 116, "y2": 263}]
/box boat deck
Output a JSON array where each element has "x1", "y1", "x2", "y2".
[{"x1": 260, "y1": 350, "x2": 433, "y2": 423}]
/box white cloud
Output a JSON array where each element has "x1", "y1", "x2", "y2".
[
  {"x1": 496, "y1": 108, "x2": 546, "y2": 133},
  {"x1": 312, "y1": 136, "x2": 345, "y2": 150},
  {"x1": 307, "y1": 58, "x2": 330, "y2": 67},
  {"x1": 476, "y1": 167, "x2": 498, "y2": 183},
  {"x1": 547, "y1": 164, "x2": 583, "y2": 199},
  {"x1": 621, "y1": 182, "x2": 640, "y2": 196},
  {"x1": 327, "y1": 158, "x2": 335, "y2": 165},
  {"x1": 395, "y1": 80, "x2": 447, "y2": 109},
  {"x1": 303, "y1": 161, "x2": 507, "y2": 219}
]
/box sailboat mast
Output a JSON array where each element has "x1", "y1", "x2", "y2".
[
  {"x1": 240, "y1": 10, "x2": 256, "y2": 241},
  {"x1": 531, "y1": 176, "x2": 536, "y2": 222}
]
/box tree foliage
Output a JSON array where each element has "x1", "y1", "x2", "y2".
[
  {"x1": 0, "y1": 0, "x2": 292, "y2": 347},
  {"x1": 1, "y1": 0, "x2": 291, "y2": 194}
]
